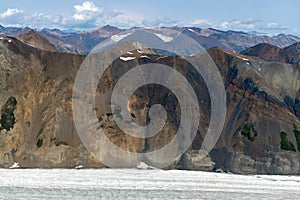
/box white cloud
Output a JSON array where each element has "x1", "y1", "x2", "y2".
[
  {"x1": 108, "y1": 13, "x2": 144, "y2": 28},
  {"x1": 210, "y1": 18, "x2": 290, "y2": 35},
  {"x1": 242, "y1": 18, "x2": 257, "y2": 25},
  {"x1": 0, "y1": 8, "x2": 25, "y2": 26},
  {"x1": 53, "y1": 15, "x2": 63, "y2": 24},
  {"x1": 142, "y1": 17, "x2": 179, "y2": 27},
  {"x1": 0, "y1": 8, "x2": 23, "y2": 18},
  {"x1": 186, "y1": 17, "x2": 289, "y2": 35},
  {"x1": 218, "y1": 20, "x2": 254, "y2": 30},
  {"x1": 220, "y1": 21, "x2": 230, "y2": 29},
  {"x1": 262, "y1": 22, "x2": 287, "y2": 30},
  {"x1": 62, "y1": 1, "x2": 143, "y2": 30},
  {"x1": 190, "y1": 19, "x2": 211, "y2": 27},
  {"x1": 73, "y1": 1, "x2": 102, "y2": 21},
  {"x1": 74, "y1": 1, "x2": 100, "y2": 13},
  {"x1": 0, "y1": 8, "x2": 65, "y2": 29}
]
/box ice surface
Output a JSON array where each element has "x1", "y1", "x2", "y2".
[{"x1": 0, "y1": 169, "x2": 299, "y2": 199}]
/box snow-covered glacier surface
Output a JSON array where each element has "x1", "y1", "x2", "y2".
[{"x1": 0, "y1": 169, "x2": 299, "y2": 199}]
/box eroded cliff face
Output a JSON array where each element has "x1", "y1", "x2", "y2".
[{"x1": 0, "y1": 36, "x2": 300, "y2": 174}]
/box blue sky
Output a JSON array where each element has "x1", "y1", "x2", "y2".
[{"x1": 0, "y1": 0, "x2": 299, "y2": 35}]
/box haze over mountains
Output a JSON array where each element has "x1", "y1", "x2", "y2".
[{"x1": 0, "y1": 24, "x2": 300, "y2": 174}]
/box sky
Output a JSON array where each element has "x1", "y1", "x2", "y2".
[{"x1": 0, "y1": 0, "x2": 299, "y2": 35}]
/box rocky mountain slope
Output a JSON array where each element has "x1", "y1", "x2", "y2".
[
  {"x1": 242, "y1": 42, "x2": 300, "y2": 64},
  {"x1": 0, "y1": 34, "x2": 300, "y2": 174}
]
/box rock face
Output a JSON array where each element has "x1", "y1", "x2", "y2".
[{"x1": 0, "y1": 35, "x2": 300, "y2": 174}]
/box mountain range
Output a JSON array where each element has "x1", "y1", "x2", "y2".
[
  {"x1": 1, "y1": 24, "x2": 300, "y2": 54},
  {"x1": 0, "y1": 25, "x2": 300, "y2": 174}
]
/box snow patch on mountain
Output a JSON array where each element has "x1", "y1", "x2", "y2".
[
  {"x1": 154, "y1": 33, "x2": 173, "y2": 42},
  {"x1": 188, "y1": 28, "x2": 197, "y2": 34},
  {"x1": 120, "y1": 56, "x2": 136, "y2": 61},
  {"x1": 111, "y1": 33, "x2": 132, "y2": 42}
]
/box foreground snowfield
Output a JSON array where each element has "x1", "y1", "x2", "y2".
[{"x1": 0, "y1": 169, "x2": 299, "y2": 199}]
